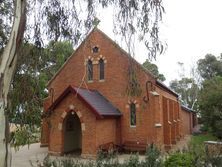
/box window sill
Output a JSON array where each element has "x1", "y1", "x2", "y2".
[
  {"x1": 130, "y1": 125, "x2": 136, "y2": 128},
  {"x1": 99, "y1": 79, "x2": 105, "y2": 82},
  {"x1": 155, "y1": 123, "x2": 162, "y2": 128},
  {"x1": 87, "y1": 80, "x2": 93, "y2": 83}
]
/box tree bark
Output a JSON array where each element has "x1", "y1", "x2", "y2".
[{"x1": 0, "y1": 0, "x2": 26, "y2": 166}]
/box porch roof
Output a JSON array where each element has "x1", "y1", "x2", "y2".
[{"x1": 48, "y1": 86, "x2": 122, "y2": 118}]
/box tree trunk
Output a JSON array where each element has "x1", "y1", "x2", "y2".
[{"x1": 0, "y1": 0, "x2": 26, "y2": 166}]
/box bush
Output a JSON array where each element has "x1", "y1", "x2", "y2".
[
  {"x1": 199, "y1": 124, "x2": 208, "y2": 132},
  {"x1": 213, "y1": 120, "x2": 222, "y2": 139},
  {"x1": 123, "y1": 154, "x2": 140, "y2": 167},
  {"x1": 205, "y1": 156, "x2": 222, "y2": 167},
  {"x1": 144, "y1": 144, "x2": 163, "y2": 167},
  {"x1": 40, "y1": 155, "x2": 94, "y2": 167},
  {"x1": 39, "y1": 144, "x2": 164, "y2": 167},
  {"x1": 11, "y1": 125, "x2": 40, "y2": 151},
  {"x1": 164, "y1": 152, "x2": 195, "y2": 167},
  {"x1": 96, "y1": 149, "x2": 119, "y2": 167}
]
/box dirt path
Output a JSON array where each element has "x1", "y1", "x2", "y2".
[{"x1": 11, "y1": 143, "x2": 47, "y2": 167}]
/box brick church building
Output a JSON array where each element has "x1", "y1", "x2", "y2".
[{"x1": 40, "y1": 28, "x2": 197, "y2": 157}]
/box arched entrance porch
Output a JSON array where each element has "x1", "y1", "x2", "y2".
[{"x1": 63, "y1": 111, "x2": 82, "y2": 154}]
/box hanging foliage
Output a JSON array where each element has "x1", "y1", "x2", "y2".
[{"x1": 126, "y1": 63, "x2": 142, "y2": 97}]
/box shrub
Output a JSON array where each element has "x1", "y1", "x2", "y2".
[
  {"x1": 205, "y1": 155, "x2": 222, "y2": 167},
  {"x1": 11, "y1": 125, "x2": 40, "y2": 151},
  {"x1": 96, "y1": 149, "x2": 119, "y2": 167},
  {"x1": 164, "y1": 152, "x2": 195, "y2": 167},
  {"x1": 123, "y1": 154, "x2": 140, "y2": 167},
  {"x1": 144, "y1": 144, "x2": 163, "y2": 167}
]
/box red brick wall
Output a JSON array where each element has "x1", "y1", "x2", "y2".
[
  {"x1": 40, "y1": 118, "x2": 49, "y2": 147},
  {"x1": 161, "y1": 96, "x2": 180, "y2": 150},
  {"x1": 40, "y1": 97, "x2": 51, "y2": 146},
  {"x1": 96, "y1": 119, "x2": 117, "y2": 148},
  {"x1": 174, "y1": 102, "x2": 180, "y2": 140},
  {"x1": 48, "y1": 93, "x2": 97, "y2": 155},
  {"x1": 156, "y1": 86, "x2": 180, "y2": 147},
  {"x1": 180, "y1": 108, "x2": 192, "y2": 136},
  {"x1": 47, "y1": 91, "x2": 121, "y2": 156},
  {"x1": 42, "y1": 29, "x2": 181, "y2": 153},
  {"x1": 162, "y1": 96, "x2": 171, "y2": 148}
]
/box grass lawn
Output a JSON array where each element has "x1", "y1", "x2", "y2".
[{"x1": 190, "y1": 133, "x2": 218, "y2": 146}]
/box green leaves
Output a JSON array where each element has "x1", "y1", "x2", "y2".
[
  {"x1": 9, "y1": 41, "x2": 73, "y2": 129},
  {"x1": 10, "y1": 125, "x2": 40, "y2": 151},
  {"x1": 126, "y1": 66, "x2": 142, "y2": 97},
  {"x1": 43, "y1": 41, "x2": 73, "y2": 79},
  {"x1": 197, "y1": 54, "x2": 222, "y2": 80},
  {"x1": 165, "y1": 152, "x2": 195, "y2": 167},
  {"x1": 142, "y1": 59, "x2": 166, "y2": 81},
  {"x1": 170, "y1": 77, "x2": 198, "y2": 110},
  {"x1": 198, "y1": 76, "x2": 222, "y2": 139},
  {"x1": 0, "y1": 0, "x2": 13, "y2": 49}
]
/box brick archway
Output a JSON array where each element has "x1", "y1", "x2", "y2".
[{"x1": 58, "y1": 104, "x2": 85, "y2": 132}]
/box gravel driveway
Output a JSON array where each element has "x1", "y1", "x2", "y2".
[{"x1": 12, "y1": 143, "x2": 48, "y2": 167}]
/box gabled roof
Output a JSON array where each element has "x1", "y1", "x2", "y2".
[
  {"x1": 47, "y1": 85, "x2": 122, "y2": 118},
  {"x1": 47, "y1": 27, "x2": 156, "y2": 87},
  {"x1": 47, "y1": 27, "x2": 178, "y2": 98},
  {"x1": 46, "y1": 28, "x2": 102, "y2": 87}
]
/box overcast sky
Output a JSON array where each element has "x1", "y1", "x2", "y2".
[{"x1": 98, "y1": 0, "x2": 222, "y2": 85}]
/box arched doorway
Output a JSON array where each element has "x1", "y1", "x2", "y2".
[{"x1": 63, "y1": 112, "x2": 82, "y2": 154}]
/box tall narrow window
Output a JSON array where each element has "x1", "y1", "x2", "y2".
[
  {"x1": 130, "y1": 103, "x2": 136, "y2": 126},
  {"x1": 99, "y1": 59, "x2": 104, "y2": 80},
  {"x1": 87, "y1": 60, "x2": 93, "y2": 81}
]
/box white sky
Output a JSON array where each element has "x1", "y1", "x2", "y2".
[{"x1": 98, "y1": 0, "x2": 222, "y2": 85}]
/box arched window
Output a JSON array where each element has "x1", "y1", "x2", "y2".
[
  {"x1": 99, "y1": 59, "x2": 104, "y2": 80},
  {"x1": 87, "y1": 60, "x2": 93, "y2": 81},
  {"x1": 130, "y1": 103, "x2": 136, "y2": 126}
]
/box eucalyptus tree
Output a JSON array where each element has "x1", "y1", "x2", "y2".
[
  {"x1": 170, "y1": 78, "x2": 199, "y2": 110},
  {"x1": 7, "y1": 41, "x2": 73, "y2": 151},
  {"x1": 9, "y1": 41, "x2": 73, "y2": 128},
  {"x1": 142, "y1": 59, "x2": 166, "y2": 81},
  {"x1": 0, "y1": 0, "x2": 165, "y2": 166},
  {"x1": 0, "y1": 1, "x2": 26, "y2": 166},
  {"x1": 197, "y1": 54, "x2": 222, "y2": 138},
  {"x1": 169, "y1": 62, "x2": 199, "y2": 111},
  {"x1": 197, "y1": 54, "x2": 222, "y2": 80},
  {"x1": 198, "y1": 76, "x2": 222, "y2": 139}
]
